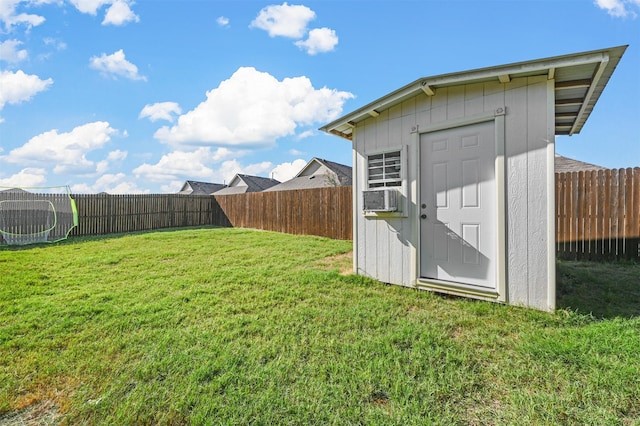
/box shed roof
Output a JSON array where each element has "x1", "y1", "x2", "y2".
[
  {"x1": 320, "y1": 45, "x2": 627, "y2": 139},
  {"x1": 214, "y1": 174, "x2": 280, "y2": 195}
]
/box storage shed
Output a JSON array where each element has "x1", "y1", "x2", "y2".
[{"x1": 320, "y1": 46, "x2": 626, "y2": 311}]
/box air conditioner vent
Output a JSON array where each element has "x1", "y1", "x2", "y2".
[{"x1": 363, "y1": 189, "x2": 398, "y2": 212}]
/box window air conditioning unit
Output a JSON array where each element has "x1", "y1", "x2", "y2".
[{"x1": 363, "y1": 189, "x2": 398, "y2": 212}]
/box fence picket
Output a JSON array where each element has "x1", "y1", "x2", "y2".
[
  {"x1": 212, "y1": 187, "x2": 352, "y2": 240},
  {"x1": 556, "y1": 168, "x2": 639, "y2": 261},
  {"x1": 13, "y1": 170, "x2": 636, "y2": 260}
]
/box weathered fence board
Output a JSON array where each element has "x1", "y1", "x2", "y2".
[
  {"x1": 0, "y1": 192, "x2": 76, "y2": 244},
  {"x1": 214, "y1": 186, "x2": 352, "y2": 240},
  {"x1": 70, "y1": 194, "x2": 225, "y2": 237},
  {"x1": 65, "y1": 188, "x2": 352, "y2": 241},
  {"x1": 556, "y1": 168, "x2": 640, "y2": 261},
  {"x1": 6, "y1": 172, "x2": 636, "y2": 256}
]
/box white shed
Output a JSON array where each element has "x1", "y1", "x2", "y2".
[{"x1": 321, "y1": 46, "x2": 626, "y2": 311}]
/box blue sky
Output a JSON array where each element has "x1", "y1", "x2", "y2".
[{"x1": 1, "y1": 0, "x2": 638, "y2": 193}]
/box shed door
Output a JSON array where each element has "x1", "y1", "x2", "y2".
[{"x1": 419, "y1": 121, "x2": 496, "y2": 290}]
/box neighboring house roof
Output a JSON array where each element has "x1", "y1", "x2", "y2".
[
  {"x1": 178, "y1": 180, "x2": 226, "y2": 195},
  {"x1": 0, "y1": 188, "x2": 30, "y2": 194},
  {"x1": 555, "y1": 154, "x2": 605, "y2": 173},
  {"x1": 320, "y1": 45, "x2": 627, "y2": 139},
  {"x1": 264, "y1": 158, "x2": 352, "y2": 192},
  {"x1": 214, "y1": 174, "x2": 280, "y2": 195}
]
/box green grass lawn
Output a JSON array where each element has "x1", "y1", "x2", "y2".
[{"x1": 1, "y1": 227, "x2": 639, "y2": 425}]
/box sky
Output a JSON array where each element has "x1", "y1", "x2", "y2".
[{"x1": 0, "y1": 0, "x2": 639, "y2": 194}]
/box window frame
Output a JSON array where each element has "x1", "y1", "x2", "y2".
[{"x1": 366, "y1": 150, "x2": 403, "y2": 189}]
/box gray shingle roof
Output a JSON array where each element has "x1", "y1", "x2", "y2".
[
  {"x1": 214, "y1": 174, "x2": 279, "y2": 195},
  {"x1": 264, "y1": 158, "x2": 352, "y2": 192},
  {"x1": 315, "y1": 158, "x2": 352, "y2": 186},
  {"x1": 178, "y1": 180, "x2": 226, "y2": 195},
  {"x1": 555, "y1": 155, "x2": 605, "y2": 173}
]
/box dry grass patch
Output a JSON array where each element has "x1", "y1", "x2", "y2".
[
  {"x1": 0, "y1": 400, "x2": 60, "y2": 426},
  {"x1": 314, "y1": 251, "x2": 353, "y2": 275}
]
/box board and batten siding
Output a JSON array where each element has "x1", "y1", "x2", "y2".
[{"x1": 353, "y1": 75, "x2": 555, "y2": 311}]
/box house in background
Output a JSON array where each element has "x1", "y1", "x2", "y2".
[
  {"x1": 264, "y1": 158, "x2": 352, "y2": 192},
  {"x1": 214, "y1": 174, "x2": 280, "y2": 195},
  {"x1": 178, "y1": 180, "x2": 226, "y2": 195},
  {"x1": 554, "y1": 154, "x2": 605, "y2": 173},
  {"x1": 321, "y1": 45, "x2": 626, "y2": 311}
]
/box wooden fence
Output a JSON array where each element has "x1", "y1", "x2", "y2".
[
  {"x1": 0, "y1": 192, "x2": 77, "y2": 245},
  {"x1": 556, "y1": 168, "x2": 640, "y2": 261},
  {"x1": 68, "y1": 188, "x2": 352, "y2": 241},
  {"x1": 214, "y1": 186, "x2": 352, "y2": 240},
  {"x1": 5, "y1": 172, "x2": 638, "y2": 259},
  {"x1": 70, "y1": 194, "x2": 228, "y2": 237}
]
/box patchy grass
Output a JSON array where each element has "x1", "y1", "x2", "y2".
[
  {"x1": 556, "y1": 259, "x2": 640, "y2": 318},
  {"x1": 1, "y1": 228, "x2": 639, "y2": 425}
]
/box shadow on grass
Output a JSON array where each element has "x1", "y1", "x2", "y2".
[
  {"x1": 556, "y1": 259, "x2": 640, "y2": 319},
  {"x1": 0, "y1": 225, "x2": 228, "y2": 251}
]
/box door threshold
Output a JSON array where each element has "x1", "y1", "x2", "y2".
[{"x1": 417, "y1": 278, "x2": 500, "y2": 300}]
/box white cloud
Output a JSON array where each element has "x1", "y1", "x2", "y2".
[
  {"x1": 69, "y1": 0, "x2": 110, "y2": 15},
  {"x1": 93, "y1": 149, "x2": 126, "y2": 174},
  {"x1": 107, "y1": 149, "x2": 127, "y2": 161},
  {"x1": 95, "y1": 159, "x2": 109, "y2": 174},
  {"x1": 271, "y1": 158, "x2": 306, "y2": 181},
  {"x1": 295, "y1": 27, "x2": 338, "y2": 55},
  {"x1": 161, "y1": 180, "x2": 183, "y2": 193},
  {"x1": 216, "y1": 160, "x2": 242, "y2": 183},
  {"x1": 296, "y1": 130, "x2": 314, "y2": 140},
  {"x1": 71, "y1": 173, "x2": 149, "y2": 194},
  {"x1": 103, "y1": 0, "x2": 139, "y2": 25},
  {"x1": 244, "y1": 161, "x2": 273, "y2": 176},
  {"x1": 132, "y1": 148, "x2": 274, "y2": 188},
  {"x1": 132, "y1": 148, "x2": 217, "y2": 182},
  {"x1": 0, "y1": 0, "x2": 47, "y2": 31},
  {"x1": 0, "y1": 167, "x2": 47, "y2": 187},
  {"x1": 154, "y1": 67, "x2": 354, "y2": 147},
  {"x1": 217, "y1": 16, "x2": 229, "y2": 27},
  {"x1": 0, "y1": 39, "x2": 28, "y2": 63},
  {"x1": 89, "y1": 49, "x2": 146, "y2": 81},
  {"x1": 43, "y1": 37, "x2": 67, "y2": 51},
  {"x1": 250, "y1": 2, "x2": 315, "y2": 38},
  {"x1": 594, "y1": 0, "x2": 640, "y2": 17},
  {"x1": 69, "y1": 0, "x2": 139, "y2": 25},
  {"x1": 216, "y1": 159, "x2": 273, "y2": 183},
  {"x1": 0, "y1": 70, "x2": 52, "y2": 110},
  {"x1": 139, "y1": 102, "x2": 182, "y2": 122},
  {"x1": 1, "y1": 121, "x2": 118, "y2": 175},
  {"x1": 211, "y1": 147, "x2": 239, "y2": 162}
]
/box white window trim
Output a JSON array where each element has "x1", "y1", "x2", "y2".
[{"x1": 364, "y1": 146, "x2": 408, "y2": 218}]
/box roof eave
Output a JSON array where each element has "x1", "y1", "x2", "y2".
[{"x1": 320, "y1": 45, "x2": 627, "y2": 140}]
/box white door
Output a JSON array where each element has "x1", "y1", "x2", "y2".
[{"x1": 419, "y1": 121, "x2": 496, "y2": 290}]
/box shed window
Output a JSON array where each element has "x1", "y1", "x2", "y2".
[{"x1": 368, "y1": 151, "x2": 402, "y2": 188}]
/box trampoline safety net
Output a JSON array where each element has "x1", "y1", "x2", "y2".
[{"x1": 0, "y1": 186, "x2": 78, "y2": 245}]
